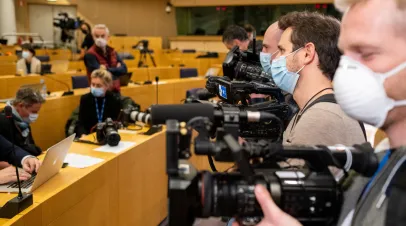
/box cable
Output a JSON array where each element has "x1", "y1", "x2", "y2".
[{"x1": 208, "y1": 156, "x2": 218, "y2": 172}]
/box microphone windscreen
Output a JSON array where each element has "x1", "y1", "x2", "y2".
[
  {"x1": 150, "y1": 104, "x2": 214, "y2": 125},
  {"x1": 4, "y1": 106, "x2": 12, "y2": 118}
]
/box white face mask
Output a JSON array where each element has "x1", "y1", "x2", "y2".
[
  {"x1": 333, "y1": 56, "x2": 406, "y2": 128},
  {"x1": 95, "y1": 38, "x2": 107, "y2": 48}
]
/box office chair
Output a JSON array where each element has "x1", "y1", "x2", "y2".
[
  {"x1": 71, "y1": 76, "x2": 89, "y2": 89},
  {"x1": 41, "y1": 64, "x2": 52, "y2": 74},
  {"x1": 36, "y1": 55, "x2": 50, "y2": 63},
  {"x1": 180, "y1": 68, "x2": 198, "y2": 78}
]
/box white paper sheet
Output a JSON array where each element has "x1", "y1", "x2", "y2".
[
  {"x1": 93, "y1": 141, "x2": 136, "y2": 154},
  {"x1": 64, "y1": 153, "x2": 104, "y2": 169}
]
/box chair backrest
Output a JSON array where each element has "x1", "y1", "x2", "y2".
[
  {"x1": 180, "y1": 68, "x2": 198, "y2": 78},
  {"x1": 36, "y1": 55, "x2": 50, "y2": 62},
  {"x1": 71, "y1": 76, "x2": 89, "y2": 89},
  {"x1": 41, "y1": 64, "x2": 52, "y2": 74}
]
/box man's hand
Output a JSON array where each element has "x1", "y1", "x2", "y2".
[
  {"x1": 233, "y1": 185, "x2": 302, "y2": 226},
  {"x1": 22, "y1": 157, "x2": 41, "y2": 173},
  {"x1": 116, "y1": 62, "x2": 121, "y2": 68},
  {"x1": 0, "y1": 166, "x2": 31, "y2": 185}
]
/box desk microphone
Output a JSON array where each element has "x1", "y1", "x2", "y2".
[
  {"x1": 42, "y1": 75, "x2": 74, "y2": 96},
  {"x1": 0, "y1": 106, "x2": 33, "y2": 218},
  {"x1": 144, "y1": 76, "x2": 162, "y2": 135}
]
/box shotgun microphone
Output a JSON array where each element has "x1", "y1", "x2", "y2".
[{"x1": 0, "y1": 106, "x2": 33, "y2": 218}]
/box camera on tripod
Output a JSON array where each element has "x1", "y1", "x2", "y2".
[
  {"x1": 165, "y1": 116, "x2": 379, "y2": 226},
  {"x1": 132, "y1": 40, "x2": 157, "y2": 68},
  {"x1": 96, "y1": 118, "x2": 121, "y2": 146},
  {"x1": 53, "y1": 12, "x2": 83, "y2": 43}
]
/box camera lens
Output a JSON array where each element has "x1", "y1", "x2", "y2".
[
  {"x1": 106, "y1": 127, "x2": 120, "y2": 146},
  {"x1": 200, "y1": 173, "x2": 269, "y2": 218}
]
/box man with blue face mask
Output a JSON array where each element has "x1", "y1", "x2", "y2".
[
  {"x1": 0, "y1": 87, "x2": 44, "y2": 157},
  {"x1": 264, "y1": 11, "x2": 366, "y2": 148}
]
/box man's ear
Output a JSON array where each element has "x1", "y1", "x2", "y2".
[{"x1": 303, "y1": 42, "x2": 316, "y2": 65}]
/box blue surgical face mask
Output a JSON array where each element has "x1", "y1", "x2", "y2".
[
  {"x1": 22, "y1": 51, "x2": 30, "y2": 59},
  {"x1": 91, "y1": 87, "x2": 105, "y2": 97},
  {"x1": 270, "y1": 48, "x2": 305, "y2": 94},
  {"x1": 260, "y1": 50, "x2": 279, "y2": 75}
]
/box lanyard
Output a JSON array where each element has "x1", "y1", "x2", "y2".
[
  {"x1": 95, "y1": 98, "x2": 106, "y2": 123},
  {"x1": 289, "y1": 87, "x2": 333, "y2": 133},
  {"x1": 360, "y1": 150, "x2": 391, "y2": 201}
]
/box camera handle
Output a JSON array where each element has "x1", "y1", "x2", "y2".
[{"x1": 223, "y1": 134, "x2": 255, "y2": 184}]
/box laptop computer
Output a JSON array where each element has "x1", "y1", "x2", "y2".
[
  {"x1": 119, "y1": 72, "x2": 133, "y2": 86},
  {"x1": 0, "y1": 134, "x2": 75, "y2": 193}
]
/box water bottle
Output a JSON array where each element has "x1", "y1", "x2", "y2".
[{"x1": 40, "y1": 79, "x2": 47, "y2": 99}]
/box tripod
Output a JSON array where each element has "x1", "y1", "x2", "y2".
[{"x1": 137, "y1": 49, "x2": 157, "y2": 68}]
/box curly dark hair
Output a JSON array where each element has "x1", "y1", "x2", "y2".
[{"x1": 278, "y1": 11, "x2": 341, "y2": 80}]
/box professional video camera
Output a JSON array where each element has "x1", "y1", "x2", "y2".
[
  {"x1": 53, "y1": 12, "x2": 83, "y2": 43},
  {"x1": 222, "y1": 45, "x2": 270, "y2": 82},
  {"x1": 96, "y1": 118, "x2": 121, "y2": 146},
  {"x1": 165, "y1": 117, "x2": 379, "y2": 226}
]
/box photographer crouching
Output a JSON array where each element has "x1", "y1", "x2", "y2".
[{"x1": 232, "y1": 0, "x2": 406, "y2": 225}]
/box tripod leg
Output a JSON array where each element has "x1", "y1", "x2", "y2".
[
  {"x1": 137, "y1": 51, "x2": 143, "y2": 68},
  {"x1": 147, "y1": 51, "x2": 157, "y2": 67}
]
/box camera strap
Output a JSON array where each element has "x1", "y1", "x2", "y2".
[
  {"x1": 95, "y1": 98, "x2": 106, "y2": 123},
  {"x1": 294, "y1": 93, "x2": 367, "y2": 140}
]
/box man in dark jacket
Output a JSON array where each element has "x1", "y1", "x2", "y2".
[
  {"x1": 0, "y1": 135, "x2": 40, "y2": 183},
  {"x1": 0, "y1": 87, "x2": 44, "y2": 156},
  {"x1": 84, "y1": 24, "x2": 127, "y2": 93}
]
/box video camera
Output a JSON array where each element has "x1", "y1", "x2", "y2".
[
  {"x1": 222, "y1": 45, "x2": 270, "y2": 83},
  {"x1": 165, "y1": 117, "x2": 379, "y2": 226},
  {"x1": 132, "y1": 40, "x2": 150, "y2": 53},
  {"x1": 53, "y1": 12, "x2": 84, "y2": 43},
  {"x1": 96, "y1": 118, "x2": 121, "y2": 146}
]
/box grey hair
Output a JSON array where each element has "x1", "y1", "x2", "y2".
[
  {"x1": 92, "y1": 24, "x2": 110, "y2": 36},
  {"x1": 13, "y1": 87, "x2": 45, "y2": 106}
]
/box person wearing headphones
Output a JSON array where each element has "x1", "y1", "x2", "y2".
[{"x1": 76, "y1": 69, "x2": 122, "y2": 138}]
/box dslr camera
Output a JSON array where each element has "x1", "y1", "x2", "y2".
[{"x1": 96, "y1": 118, "x2": 121, "y2": 146}]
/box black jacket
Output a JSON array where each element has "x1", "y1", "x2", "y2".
[
  {"x1": 0, "y1": 135, "x2": 30, "y2": 167},
  {"x1": 0, "y1": 113, "x2": 42, "y2": 156},
  {"x1": 76, "y1": 91, "x2": 122, "y2": 137}
]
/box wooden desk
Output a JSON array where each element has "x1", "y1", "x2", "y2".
[
  {"x1": 27, "y1": 78, "x2": 206, "y2": 150},
  {"x1": 0, "y1": 129, "x2": 166, "y2": 226},
  {"x1": 0, "y1": 124, "x2": 231, "y2": 226},
  {"x1": 0, "y1": 72, "x2": 84, "y2": 99}
]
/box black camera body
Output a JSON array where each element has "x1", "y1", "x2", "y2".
[
  {"x1": 96, "y1": 118, "x2": 121, "y2": 146},
  {"x1": 223, "y1": 46, "x2": 270, "y2": 82},
  {"x1": 165, "y1": 118, "x2": 379, "y2": 226}
]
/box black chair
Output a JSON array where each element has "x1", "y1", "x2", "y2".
[
  {"x1": 36, "y1": 55, "x2": 50, "y2": 63},
  {"x1": 180, "y1": 68, "x2": 198, "y2": 78},
  {"x1": 71, "y1": 76, "x2": 89, "y2": 89},
  {"x1": 41, "y1": 64, "x2": 52, "y2": 74}
]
